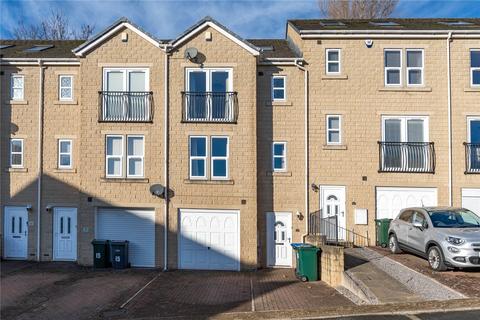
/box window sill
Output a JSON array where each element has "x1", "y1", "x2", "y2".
[
  {"x1": 100, "y1": 177, "x2": 149, "y2": 183},
  {"x1": 5, "y1": 167, "x2": 28, "y2": 172},
  {"x1": 378, "y1": 87, "x2": 432, "y2": 92},
  {"x1": 5, "y1": 100, "x2": 28, "y2": 105},
  {"x1": 267, "y1": 171, "x2": 292, "y2": 177},
  {"x1": 322, "y1": 144, "x2": 348, "y2": 150},
  {"x1": 183, "y1": 179, "x2": 234, "y2": 185},
  {"x1": 265, "y1": 101, "x2": 293, "y2": 107},
  {"x1": 53, "y1": 168, "x2": 77, "y2": 173},
  {"x1": 322, "y1": 74, "x2": 348, "y2": 80},
  {"x1": 53, "y1": 99, "x2": 78, "y2": 105},
  {"x1": 464, "y1": 87, "x2": 480, "y2": 92}
]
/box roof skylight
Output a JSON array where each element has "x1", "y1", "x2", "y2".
[
  {"x1": 439, "y1": 21, "x2": 475, "y2": 26},
  {"x1": 259, "y1": 45, "x2": 274, "y2": 52},
  {"x1": 370, "y1": 21, "x2": 401, "y2": 27},
  {"x1": 0, "y1": 44, "x2": 15, "y2": 49},
  {"x1": 23, "y1": 45, "x2": 54, "y2": 52},
  {"x1": 320, "y1": 21, "x2": 346, "y2": 27}
]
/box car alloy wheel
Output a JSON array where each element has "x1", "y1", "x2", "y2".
[
  {"x1": 389, "y1": 236, "x2": 396, "y2": 252},
  {"x1": 428, "y1": 247, "x2": 441, "y2": 270}
]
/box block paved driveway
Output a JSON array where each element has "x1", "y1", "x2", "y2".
[{"x1": 1, "y1": 261, "x2": 352, "y2": 320}]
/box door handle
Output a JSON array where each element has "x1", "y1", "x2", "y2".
[{"x1": 207, "y1": 247, "x2": 211, "y2": 250}]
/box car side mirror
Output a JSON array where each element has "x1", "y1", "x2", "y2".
[{"x1": 412, "y1": 221, "x2": 424, "y2": 229}]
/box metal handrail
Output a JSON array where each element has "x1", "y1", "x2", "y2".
[
  {"x1": 378, "y1": 141, "x2": 435, "y2": 173},
  {"x1": 464, "y1": 143, "x2": 480, "y2": 174},
  {"x1": 99, "y1": 91, "x2": 153, "y2": 122},
  {"x1": 181, "y1": 91, "x2": 238, "y2": 123}
]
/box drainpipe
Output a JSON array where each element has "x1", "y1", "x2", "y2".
[
  {"x1": 163, "y1": 50, "x2": 170, "y2": 271},
  {"x1": 447, "y1": 32, "x2": 453, "y2": 206},
  {"x1": 295, "y1": 59, "x2": 309, "y2": 242},
  {"x1": 36, "y1": 59, "x2": 45, "y2": 261}
]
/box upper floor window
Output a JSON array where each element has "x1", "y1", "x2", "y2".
[
  {"x1": 272, "y1": 76, "x2": 286, "y2": 101},
  {"x1": 10, "y1": 139, "x2": 24, "y2": 168},
  {"x1": 104, "y1": 68, "x2": 148, "y2": 92},
  {"x1": 11, "y1": 74, "x2": 24, "y2": 100},
  {"x1": 105, "y1": 134, "x2": 144, "y2": 178},
  {"x1": 326, "y1": 115, "x2": 342, "y2": 145},
  {"x1": 189, "y1": 136, "x2": 229, "y2": 180},
  {"x1": 211, "y1": 137, "x2": 229, "y2": 179},
  {"x1": 59, "y1": 75, "x2": 73, "y2": 101},
  {"x1": 382, "y1": 116, "x2": 428, "y2": 142},
  {"x1": 471, "y1": 49, "x2": 480, "y2": 86},
  {"x1": 406, "y1": 49, "x2": 424, "y2": 86},
  {"x1": 189, "y1": 136, "x2": 207, "y2": 179},
  {"x1": 272, "y1": 142, "x2": 287, "y2": 172},
  {"x1": 326, "y1": 49, "x2": 341, "y2": 75},
  {"x1": 384, "y1": 49, "x2": 402, "y2": 86},
  {"x1": 58, "y1": 139, "x2": 72, "y2": 169}
]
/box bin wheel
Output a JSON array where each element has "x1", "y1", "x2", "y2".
[
  {"x1": 381, "y1": 243, "x2": 387, "y2": 248},
  {"x1": 301, "y1": 276, "x2": 308, "y2": 282}
]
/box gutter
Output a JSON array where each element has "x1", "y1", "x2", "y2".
[
  {"x1": 294, "y1": 59, "x2": 309, "y2": 241},
  {"x1": 36, "y1": 59, "x2": 45, "y2": 261},
  {"x1": 447, "y1": 32, "x2": 453, "y2": 206},
  {"x1": 163, "y1": 49, "x2": 171, "y2": 271}
]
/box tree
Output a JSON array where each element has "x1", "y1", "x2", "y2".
[
  {"x1": 13, "y1": 10, "x2": 95, "y2": 40},
  {"x1": 319, "y1": 0, "x2": 399, "y2": 19}
]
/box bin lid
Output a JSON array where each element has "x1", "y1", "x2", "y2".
[
  {"x1": 375, "y1": 218, "x2": 393, "y2": 222},
  {"x1": 110, "y1": 240, "x2": 129, "y2": 245},
  {"x1": 91, "y1": 239, "x2": 109, "y2": 244},
  {"x1": 290, "y1": 243, "x2": 316, "y2": 249}
]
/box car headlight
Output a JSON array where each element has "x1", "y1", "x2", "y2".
[{"x1": 445, "y1": 236, "x2": 465, "y2": 245}]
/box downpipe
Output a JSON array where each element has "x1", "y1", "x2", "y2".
[
  {"x1": 36, "y1": 59, "x2": 45, "y2": 261},
  {"x1": 446, "y1": 32, "x2": 453, "y2": 206}
]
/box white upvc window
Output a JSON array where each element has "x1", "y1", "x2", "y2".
[
  {"x1": 384, "y1": 49, "x2": 402, "y2": 86},
  {"x1": 10, "y1": 138, "x2": 24, "y2": 168},
  {"x1": 103, "y1": 68, "x2": 149, "y2": 92},
  {"x1": 272, "y1": 76, "x2": 286, "y2": 101},
  {"x1": 127, "y1": 135, "x2": 144, "y2": 177},
  {"x1": 189, "y1": 136, "x2": 207, "y2": 179},
  {"x1": 211, "y1": 136, "x2": 229, "y2": 179},
  {"x1": 59, "y1": 75, "x2": 73, "y2": 100},
  {"x1": 326, "y1": 49, "x2": 341, "y2": 75},
  {"x1": 471, "y1": 49, "x2": 480, "y2": 87},
  {"x1": 11, "y1": 74, "x2": 24, "y2": 100},
  {"x1": 382, "y1": 116, "x2": 429, "y2": 143},
  {"x1": 58, "y1": 139, "x2": 72, "y2": 169},
  {"x1": 106, "y1": 135, "x2": 124, "y2": 177},
  {"x1": 272, "y1": 142, "x2": 287, "y2": 172},
  {"x1": 406, "y1": 49, "x2": 424, "y2": 86},
  {"x1": 326, "y1": 115, "x2": 342, "y2": 145}
]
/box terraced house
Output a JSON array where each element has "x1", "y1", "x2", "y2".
[{"x1": 1, "y1": 17, "x2": 479, "y2": 270}]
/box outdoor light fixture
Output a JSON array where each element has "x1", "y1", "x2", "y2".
[{"x1": 311, "y1": 183, "x2": 319, "y2": 192}]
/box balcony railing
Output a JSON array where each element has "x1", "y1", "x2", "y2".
[
  {"x1": 182, "y1": 91, "x2": 238, "y2": 123},
  {"x1": 378, "y1": 141, "x2": 435, "y2": 173},
  {"x1": 99, "y1": 91, "x2": 153, "y2": 122},
  {"x1": 465, "y1": 143, "x2": 480, "y2": 174}
]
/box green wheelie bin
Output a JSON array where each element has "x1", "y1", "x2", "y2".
[
  {"x1": 92, "y1": 239, "x2": 110, "y2": 268},
  {"x1": 375, "y1": 218, "x2": 392, "y2": 248},
  {"x1": 291, "y1": 243, "x2": 320, "y2": 282}
]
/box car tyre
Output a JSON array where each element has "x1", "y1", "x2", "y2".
[
  {"x1": 428, "y1": 246, "x2": 447, "y2": 271},
  {"x1": 389, "y1": 234, "x2": 402, "y2": 254}
]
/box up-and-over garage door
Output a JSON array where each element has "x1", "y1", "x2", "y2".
[
  {"x1": 178, "y1": 209, "x2": 240, "y2": 271},
  {"x1": 96, "y1": 208, "x2": 155, "y2": 267},
  {"x1": 376, "y1": 187, "x2": 438, "y2": 219}
]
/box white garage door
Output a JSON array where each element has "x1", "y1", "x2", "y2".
[
  {"x1": 97, "y1": 208, "x2": 155, "y2": 267},
  {"x1": 376, "y1": 187, "x2": 438, "y2": 219},
  {"x1": 462, "y1": 189, "x2": 480, "y2": 215},
  {"x1": 179, "y1": 209, "x2": 239, "y2": 271}
]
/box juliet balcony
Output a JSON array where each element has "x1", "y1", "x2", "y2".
[
  {"x1": 99, "y1": 91, "x2": 153, "y2": 122},
  {"x1": 181, "y1": 91, "x2": 238, "y2": 123},
  {"x1": 378, "y1": 141, "x2": 436, "y2": 173},
  {"x1": 465, "y1": 143, "x2": 480, "y2": 174}
]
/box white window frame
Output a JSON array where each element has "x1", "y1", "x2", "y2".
[
  {"x1": 384, "y1": 49, "x2": 402, "y2": 87},
  {"x1": 58, "y1": 139, "x2": 73, "y2": 169},
  {"x1": 326, "y1": 49, "x2": 341, "y2": 75},
  {"x1": 210, "y1": 136, "x2": 229, "y2": 180},
  {"x1": 126, "y1": 135, "x2": 145, "y2": 178},
  {"x1": 271, "y1": 75, "x2": 286, "y2": 101},
  {"x1": 59, "y1": 75, "x2": 74, "y2": 101},
  {"x1": 10, "y1": 138, "x2": 24, "y2": 168},
  {"x1": 467, "y1": 117, "x2": 480, "y2": 143},
  {"x1": 471, "y1": 49, "x2": 480, "y2": 87},
  {"x1": 185, "y1": 68, "x2": 233, "y2": 92},
  {"x1": 326, "y1": 115, "x2": 342, "y2": 145},
  {"x1": 272, "y1": 142, "x2": 287, "y2": 172},
  {"x1": 105, "y1": 135, "x2": 124, "y2": 178},
  {"x1": 406, "y1": 49, "x2": 424, "y2": 86},
  {"x1": 381, "y1": 116, "x2": 429, "y2": 142},
  {"x1": 103, "y1": 68, "x2": 150, "y2": 91},
  {"x1": 189, "y1": 136, "x2": 208, "y2": 180},
  {"x1": 11, "y1": 74, "x2": 24, "y2": 100}
]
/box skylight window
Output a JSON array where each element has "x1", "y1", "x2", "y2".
[
  {"x1": 320, "y1": 21, "x2": 346, "y2": 27},
  {"x1": 259, "y1": 45, "x2": 274, "y2": 52},
  {"x1": 0, "y1": 44, "x2": 15, "y2": 49},
  {"x1": 439, "y1": 21, "x2": 475, "y2": 26},
  {"x1": 370, "y1": 21, "x2": 400, "y2": 27},
  {"x1": 23, "y1": 45, "x2": 54, "y2": 52}
]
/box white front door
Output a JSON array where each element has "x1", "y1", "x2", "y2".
[
  {"x1": 4, "y1": 207, "x2": 28, "y2": 259},
  {"x1": 266, "y1": 212, "x2": 292, "y2": 267},
  {"x1": 53, "y1": 207, "x2": 77, "y2": 261},
  {"x1": 462, "y1": 189, "x2": 480, "y2": 215},
  {"x1": 320, "y1": 186, "x2": 346, "y2": 240}
]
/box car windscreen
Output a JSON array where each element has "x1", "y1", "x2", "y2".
[{"x1": 428, "y1": 209, "x2": 480, "y2": 228}]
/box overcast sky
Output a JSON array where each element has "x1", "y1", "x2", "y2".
[{"x1": 1, "y1": 0, "x2": 479, "y2": 39}]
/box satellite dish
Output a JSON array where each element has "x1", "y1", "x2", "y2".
[
  {"x1": 149, "y1": 184, "x2": 165, "y2": 198},
  {"x1": 365, "y1": 39, "x2": 373, "y2": 48},
  {"x1": 184, "y1": 47, "x2": 198, "y2": 60}
]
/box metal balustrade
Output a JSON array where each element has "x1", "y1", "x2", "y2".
[
  {"x1": 378, "y1": 141, "x2": 435, "y2": 173},
  {"x1": 99, "y1": 91, "x2": 153, "y2": 122},
  {"x1": 465, "y1": 143, "x2": 480, "y2": 174},
  {"x1": 182, "y1": 91, "x2": 238, "y2": 123}
]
